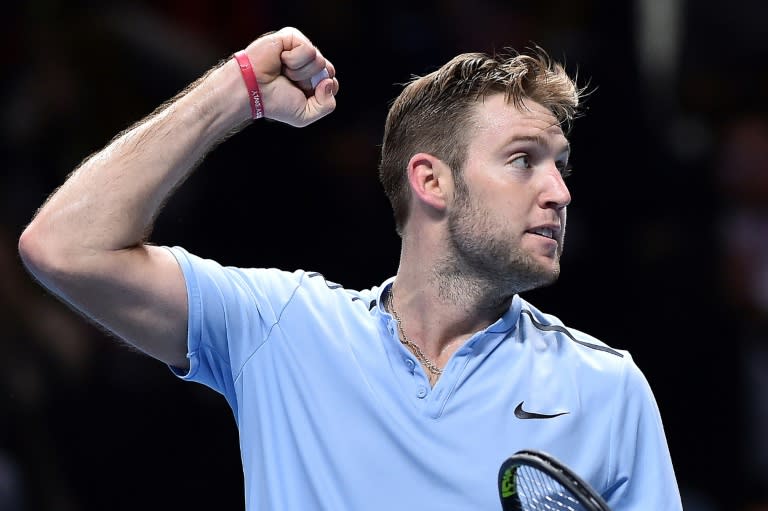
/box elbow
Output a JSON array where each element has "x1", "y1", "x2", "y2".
[
  {"x1": 18, "y1": 221, "x2": 65, "y2": 286},
  {"x1": 19, "y1": 222, "x2": 48, "y2": 278}
]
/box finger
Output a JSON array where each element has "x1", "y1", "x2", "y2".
[
  {"x1": 310, "y1": 68, "x2": 329, "y2": 89},
  {"x1": 291, "y1": 56, "x2": 335, "y2": 94},
  {"x1": 300, "y1": 78, "x2": 338, "y2": 126},
  {"x1": 322, "y1": 77, "x2": 339, "y2": 97},
  {"x1": 277, "y1": 27, "x2": 319, "y2": 70},
  {"x1": 274, "y1": 26, "x2": 313, "y2": 51},
  {"x1": 310, "y1": 59, "x2": 336, "y2": 90},
  {"x1": 283, "y1": 50, "x2": 327, "y2": 83},
  {"x1": 240, "y1": 27, "x2": 313, "y2": 85},
  {"x1": 301, "y1": 66, "x2": 337, "y2": 98},
  {"x1": 324, "y1": 59, "x2": 336, "y2": 80},
  {"x1": 309, "y1": 58, "x2": 336, "y2": 86}
]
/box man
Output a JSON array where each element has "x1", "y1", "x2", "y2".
[{"x1": 18, "y1": 27, "x2": 682, "y2": 509}]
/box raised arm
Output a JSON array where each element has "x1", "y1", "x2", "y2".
[{"x1": 17, "y1": 27, "x2": 338, "y2": 370}]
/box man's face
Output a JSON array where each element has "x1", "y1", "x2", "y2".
[{"x1": 445, "y1": 94, "x2": 572, "y2": 294}]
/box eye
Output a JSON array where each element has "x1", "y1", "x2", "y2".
[
  {"x1": 509, "y1": 155, "x2": 531, "y2": 169},
  {"x1": 556, "y1": 161, "x2": 573, "y2": 178}
]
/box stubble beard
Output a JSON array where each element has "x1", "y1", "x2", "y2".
[{"x1": 436, "y1": 184, "x2": 562, "y2": 310}]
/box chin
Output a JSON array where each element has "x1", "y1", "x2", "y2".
[
  {"x1": 529, "y1": 253, "x2": 561, "y2": 277},
  {"x1": 533, "y1": 267, "x2": 560, "y2": 289},
  {"x1": 536, "y1": 250, "x2": 563, "y2": 276},
  {"x1": 502, "y1": 260, "x2": 560, "y2": 295}
]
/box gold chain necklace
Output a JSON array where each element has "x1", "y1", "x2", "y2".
[{"x1": 387, "y1": 287, "x2": 443, "y2": 381}]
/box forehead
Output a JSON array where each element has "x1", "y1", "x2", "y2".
[{"x1": 468, "y1": 94, "x2": 567, "y2": 147}]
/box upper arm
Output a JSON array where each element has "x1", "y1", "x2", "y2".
[
  {"x1": 605, "y1": 358, "x2": 682, "y2": 510},
  {"x1": 20, "y1": 238, "x2": 190, "y2": 370}
]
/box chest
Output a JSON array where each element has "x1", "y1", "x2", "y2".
[{"x1": 234, "y1": 315, "x2": 612, "y2": 510}]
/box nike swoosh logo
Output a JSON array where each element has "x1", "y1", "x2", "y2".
[{"x1": 514, "y1": 401, "x2": 569, "y2": 420}]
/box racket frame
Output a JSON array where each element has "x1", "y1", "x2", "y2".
[{"x1": 498, "y1": 449, "x2": 611, "y2": 511}]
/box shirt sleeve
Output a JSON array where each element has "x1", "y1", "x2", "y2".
[
  {"x1": 604, "y1": 353, "x2": 683, "y2": 510},
  {"x1": 163, "y1": 246, "x2": 305, "y2": 411}
]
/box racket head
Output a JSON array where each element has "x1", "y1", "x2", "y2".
[{"x1": 498, "y1": 449, "x2": 611, "y2": 511}]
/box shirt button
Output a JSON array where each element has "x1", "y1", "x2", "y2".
[
  {"x1": 416, "y1": 386, "x2": 427, "y2": 399},
  {"x1": 405, "y1": 358, "x2": 415, "y2": 371}
]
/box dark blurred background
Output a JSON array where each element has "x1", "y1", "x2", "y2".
[{"x1": 2, "y1": 0, "x2": 767, "y2": 510}]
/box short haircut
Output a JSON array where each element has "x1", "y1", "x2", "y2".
[{"x1": 378, "y1": 48, "x2": 585, "y2": 236}]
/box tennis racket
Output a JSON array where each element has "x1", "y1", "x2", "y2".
[{"x1": 498, "y1": 449, "x2": 611, "y2": 511}]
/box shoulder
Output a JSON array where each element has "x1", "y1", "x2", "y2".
[
  {"x1": 516, "y1": 297, "x2": 629, "y2": 370},
  {"x1": 166, "y1": 246, "x2": 384, "y2": 312},
  {"x1": 515, "y1": 298, "x2": 659, "y2": 412},
  {"x1": 297, "y1": 271, "x2": 381, "y2": 308}
]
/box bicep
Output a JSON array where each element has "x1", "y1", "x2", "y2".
[{"x1": 57, "y1": 245, "x2": 190, "y2": 369}]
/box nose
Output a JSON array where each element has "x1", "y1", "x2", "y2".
[{"x1": 539, "y1": 164, "x2": 572, "y2": 210}]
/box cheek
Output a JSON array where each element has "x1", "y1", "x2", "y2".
[
  {"x1": 495, "y1": 198, "x2": 528, "y2": 227},
  {"x1": 482, "y1": 208, "x2": 526, "y2": 243}
]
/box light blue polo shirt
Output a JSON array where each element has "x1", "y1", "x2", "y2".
[{"x1": 165, "y1": 246, "x2": 682, "y2": 510}]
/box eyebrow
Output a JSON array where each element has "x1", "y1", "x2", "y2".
[{"x1": 505, "y1": 134, "x2": 571, "y2": 155}]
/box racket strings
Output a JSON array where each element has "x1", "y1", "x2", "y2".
[{"x1": 516, "y1": 465, "x2": 586, "y2": 510}]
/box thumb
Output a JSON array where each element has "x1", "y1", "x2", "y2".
[
  {"x1": 304, "y1": 78, "x2": 338, "y2": 122},
  {"x1": 318, "y1": 79, "x2": 338, "y2": 111}
]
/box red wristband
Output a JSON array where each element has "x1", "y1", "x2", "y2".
[{"x1": 233, "y1": 50, "x2": 265, "y2": 120}]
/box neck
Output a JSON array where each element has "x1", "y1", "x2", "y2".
[{"x1": 389, "y1": 239, "x2": 514, "y2": 363}]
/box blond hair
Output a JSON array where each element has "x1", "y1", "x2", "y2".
[{"x1": 378, "y1": 48, "x2": 585, "y2": 236}]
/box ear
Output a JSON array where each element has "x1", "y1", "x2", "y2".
[{"x1": 406, "y1": 152, "x2": 452, "y2": 212}]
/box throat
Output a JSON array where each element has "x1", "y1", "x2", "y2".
[{"x1": 386, "y1": 286, "x2": 466, "y2": 387}]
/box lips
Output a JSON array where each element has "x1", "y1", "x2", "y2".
[
  {"x1": 526, "y1": 225, "x2": 560, "y2": 240},
  {"x1": 529, "y1": 227, "x2": 554, "y2": 239}
]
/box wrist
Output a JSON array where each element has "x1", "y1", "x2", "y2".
[
  {"x1": 196, "y1": 59, "x2": 254, "y2": 128},
  {"x1": 167, "y1": 59, "x2": 253, "y2": 143},
  {"x1": 233, "y1": 50, "x2": 265, "y2": 120}
]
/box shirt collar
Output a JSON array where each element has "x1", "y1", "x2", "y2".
[{"x1": 373, "y1": 277, "x2": 522, "y2": 335}]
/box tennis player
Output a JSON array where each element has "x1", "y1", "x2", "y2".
[{"x1": 18, "y1": 27, "x2": 682, "y2": 510}]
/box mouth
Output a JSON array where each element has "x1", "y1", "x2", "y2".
[{"x1": 526, "y1": 225, "x2": 560, "y2": 241}]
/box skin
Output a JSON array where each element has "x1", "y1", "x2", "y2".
[
  {"x1": 390, "y1": 94, "x2": 572, "y2": 376},
  {"x1": 18, "y1": 28, "x2": 338, "y2": 371},
  {"x1": 18, "y1": 25, "x2": 569, "y2": 386}
]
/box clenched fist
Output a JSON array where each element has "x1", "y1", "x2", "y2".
[{"x1": 239, "y1": 27, "x2": 339, "y2": 127}]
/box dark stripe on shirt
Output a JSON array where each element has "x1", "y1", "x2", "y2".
[{"x1": 521, "y1": 310, "x2": 623, "y2": 358}]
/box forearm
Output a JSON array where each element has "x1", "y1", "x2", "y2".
[
  {"x1": 24, "y1": 58, "x2": 249, "y2": 257},
  {"x1": 16, "y1": 27, "x2": 336, "y2": 369}
]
